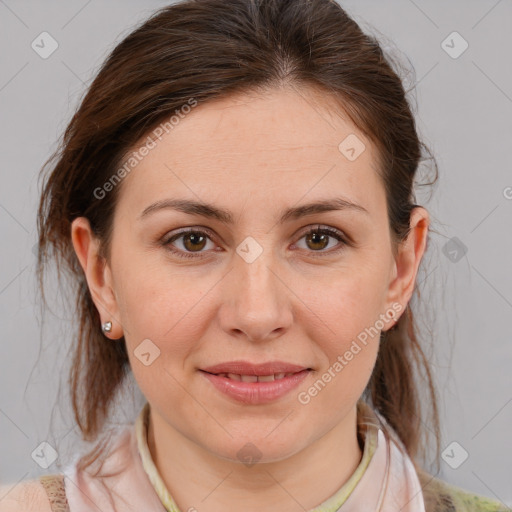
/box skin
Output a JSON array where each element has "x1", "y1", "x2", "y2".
[{"x1": 71, "y1": 84, "x2": 429, "y2": 512}]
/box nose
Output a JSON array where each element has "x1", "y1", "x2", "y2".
[{"x1": 217, "y1": 250, "x2": 293, "y2": 343}]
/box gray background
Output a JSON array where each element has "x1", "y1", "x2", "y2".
[{"x1": 0, "y1": 0, "x2": 511, "y2": 507}]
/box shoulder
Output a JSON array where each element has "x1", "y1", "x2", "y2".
[
  {"x1": 0, "y1": 477, "x2": 54, "y2": 512},
  {"x1": 419, "y1": 471, "x2": 511, "y2": 512},
  {"x1": 442, "y1": 480, "x2": 511, "y2": 512}
]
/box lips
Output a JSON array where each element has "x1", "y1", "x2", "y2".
[
  {"x1": 200, "y1": 367, "x2": 312, "y2": 404},
  {"x1": 214, "y1": 372, "x2": 297, "y2": 382},
  {"x1": 200, "y1": 360, "x2": 311, "y2": 377}
]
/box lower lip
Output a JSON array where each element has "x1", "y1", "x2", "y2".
[{"x1": 200, "y1": 369, "x2": 311, "y2": 405}]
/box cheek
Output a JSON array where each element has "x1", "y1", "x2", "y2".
[
  {"x1": 114, "y1": 252, "x2": 216, "y2": 366},
  {"x1": 119, "y1": 266, "x2": 206, "y2": 408},
  {"x1": 300, "y1": 266, "x2": 386, "y2": 389},
  {"x1": 114, "y1": 245, "x2": 188, "y2": 327},
  {"x1": 307, "y1": 265, "x2": 388, "y2": 339},
  {"x1": 300, "y1": 286, "x2": 382, "y2": 412}
]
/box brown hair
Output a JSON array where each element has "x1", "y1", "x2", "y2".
[{"x1": 37, "y1": 0, "x2": 441, "y2": 491}]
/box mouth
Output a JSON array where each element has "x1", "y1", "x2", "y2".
[
  {"x1": 200, "y1": 360, "x2": 313, "y2": 380},
  {"x1": 200, "y1": 371, "x2": 306, "y2": 382},
  {"x1": 199, "y1": 367, "x2": 312, "y2": 405}
]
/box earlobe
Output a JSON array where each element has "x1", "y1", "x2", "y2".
[{"x1": 70, "y1": 217, "x2": 123, "y2": 339}]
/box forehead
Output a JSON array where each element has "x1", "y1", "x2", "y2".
[{"x1": 117, "y1": 86, "x2": 384, "y2": 218}]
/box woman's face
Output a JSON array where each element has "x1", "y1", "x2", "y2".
[{"x1": 73, "y1": 85, "x2": 428, "y2": 464}]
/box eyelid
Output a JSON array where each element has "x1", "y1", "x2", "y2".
[
  {"x1": 162, "y1": 225, "x2": 218, "y2": 243},
  {"x1": 295, "y1": 224, "x2": 347, "y2": 241}
]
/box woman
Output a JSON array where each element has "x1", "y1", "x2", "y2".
[{"x1": 0, "y1": 0, "x2": 508, "y2": 511}]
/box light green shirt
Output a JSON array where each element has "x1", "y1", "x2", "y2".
[{"x1": 134, "y1": 401, "x2": 377, "y2": 512}]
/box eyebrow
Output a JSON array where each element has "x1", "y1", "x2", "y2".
[{"x1": 138, "y1": 197, "x2": 369, "y2": 224}]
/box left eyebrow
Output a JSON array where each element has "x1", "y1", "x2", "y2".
[{"x1": 137, "y1": 197, "x2": 369, "y2": 224}]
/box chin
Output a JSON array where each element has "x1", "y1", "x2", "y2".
[{"x1": 204, "y1": 433, "x2": 306, "y2": 466}]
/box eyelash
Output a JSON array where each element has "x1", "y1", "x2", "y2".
[{"x1": 161, "y1": 225, "x2": 349, "y2": 260}]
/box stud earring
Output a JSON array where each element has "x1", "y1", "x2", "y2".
[{"x1": 102, "y1": 321, "x2": 112, "y2": 333}]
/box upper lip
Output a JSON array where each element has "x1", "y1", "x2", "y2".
[{"x1": 201, "y1": 361, "x2": 311, "y2": 376}]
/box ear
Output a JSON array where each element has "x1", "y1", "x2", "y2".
[
  {"x1": 383, "y1": 206, "x2": 430, "y2": 330},
  {"x1": 70, "y1": 217, "x2": 124, "y2": 339}
]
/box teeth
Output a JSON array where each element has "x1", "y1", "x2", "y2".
[
  {"x1": 258, "y1": 374, "x2": 275, "y2": 382},
  {"x1": 219, "y1": 372, "x2": 296, "y2": 382},
  {"x1": 240, "y1": 374, "x2": 258, "y2": 383}
]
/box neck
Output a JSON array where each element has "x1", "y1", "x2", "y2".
[{"x1": 147, "y1": 405, "x2": 363, "y2": 512}]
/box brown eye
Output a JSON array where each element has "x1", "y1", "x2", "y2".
[
  {"x1": 295, "y1": 226, "x2": 348, "y2": 256},
  {"x1": 163, "y1": 228, "x2": 216, "y2": 259},
  {"x1": 181, "y1": 232, "x2": 207, "y2": 252},
  {"x1": 305, "y1": 231, "x2": 330, "y2": 251}
]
